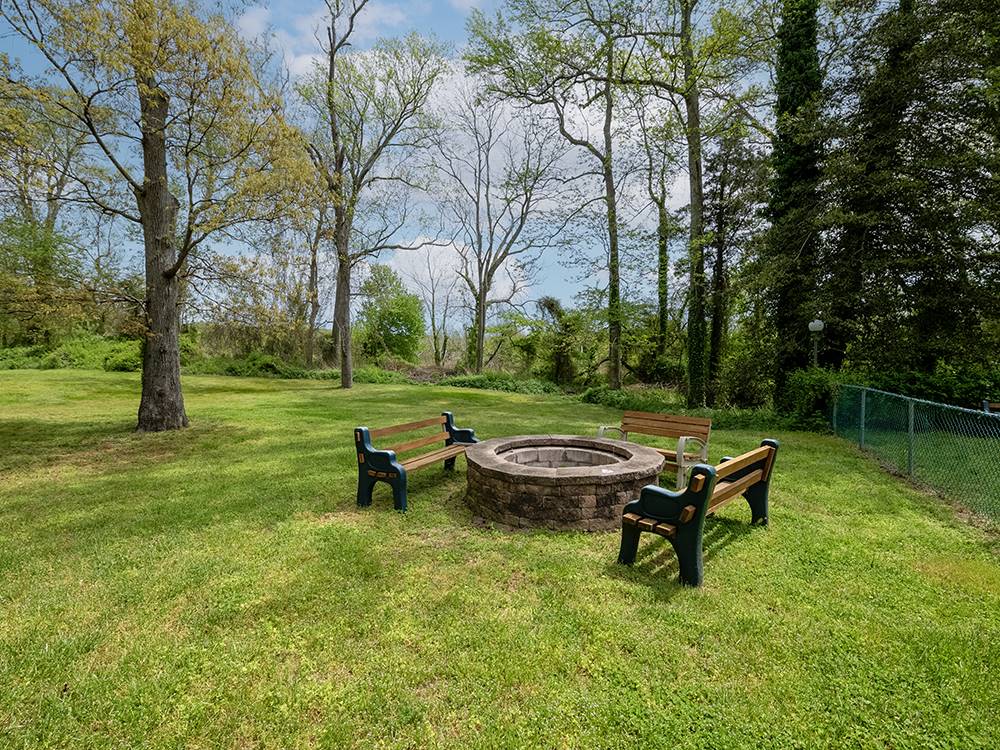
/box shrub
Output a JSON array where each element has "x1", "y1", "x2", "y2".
[
  {"x1": 102, "y1": 340, "x2": 142, "y2": 372},
  {"x1": 779, "y1": 367, "x2": 837, "y2": 429},
  {"x1": 352, "y1": 366, "x2": 414, "y2": 385},
  {"x1": 580, "y1": 385, "x2": 792, "y2": 432},
  {"x1": 0, "y1": 344, "x2": 46, "y2": 369},
  {"x1": 440, "y1": 373, "x2": 561, "y2": 395}
]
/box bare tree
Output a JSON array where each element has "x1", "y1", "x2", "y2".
[
  {"x1": 430, "y1": 83, "x2": 571, "y2": 373},
  {"x1": 300, "y1": 0, "x2": 446, "y2": 388},
  {"x1": 403, "y1": 246, "x2": 460, "y2": 368},
  {"x1": 469, "y1": 0, "x2": 652, "y2": 388}
]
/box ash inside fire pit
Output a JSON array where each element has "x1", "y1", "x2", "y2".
[{"x1": 464, "y1": 435, "x2": 665, "y2": 531}]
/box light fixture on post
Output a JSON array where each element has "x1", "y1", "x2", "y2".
[{"x1": 808, "y1": 319, "x2": 825, "y2": 367}]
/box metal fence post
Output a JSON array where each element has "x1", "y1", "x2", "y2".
[
  {"x1": 860, "y1": 388, "x2": 867, "y2": 449},
  {"x1": 907, "y1": 399, "x2": 915, "y2": 477}
]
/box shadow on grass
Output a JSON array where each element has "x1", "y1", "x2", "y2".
[{"x1": 605, "y1": 515, "x2": 756, "y2": 599}]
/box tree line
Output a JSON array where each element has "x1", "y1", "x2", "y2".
[{"x1": 1, "y1": 0, "x2": 996, "y2": 430}]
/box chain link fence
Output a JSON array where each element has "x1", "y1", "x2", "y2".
[{"x1": 831, "y1": 385, "x2": 1000, "y2": 521}]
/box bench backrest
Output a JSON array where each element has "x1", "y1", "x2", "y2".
[
  {"x1": 367, "y1": 415, "x2": 450, "y2": 457},
  {"x1": 985, "y1": 401, "x2": 1000, "y2": 414},
  {"x1": 690, "y1": 442, "x2": 777, "y2": 508},
  {"x1": 621, "y1": 410, "x2": 712, "y2": 442}
]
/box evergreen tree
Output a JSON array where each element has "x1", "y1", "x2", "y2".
[{"x1": 766, "y1": 0, "x2": 823, "y2": 406}]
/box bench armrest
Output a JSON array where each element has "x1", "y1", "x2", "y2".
[
  {"x1": 597, "y1": 425, "x2": 627, "y2": 440},
  {"x1": 354, "y1": 427, "x2": 402, "y2": 472},
  {"x1": 443, "y1": 412, "x2": 478, "y2": 444},
  {"x1": 677, "y1": 435, "x2": 708, "y2": 461},
  {"x1": 622, "y1": 464, "x2": 717, "y2": 524}
]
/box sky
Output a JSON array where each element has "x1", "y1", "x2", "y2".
[
  {"x1": 235, "y1": 0, "x2": 617, "y2": 308},
  {"x1": 3, "y1": 0, "x2": 689, "y2": 315}
]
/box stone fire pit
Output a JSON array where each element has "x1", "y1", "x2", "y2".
[{"x1": 464, "y1": 435, "x2": 665, "y2": 531}]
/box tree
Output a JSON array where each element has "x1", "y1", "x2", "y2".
[
  {"x1": 401, "y1": 245, "x2": 459, "y2": 368},
  {"x1": 356, "y1": 264, "x2": 425, "y2": 363},
  {"x1": 703, "y1": 123, "x2": 769, "y2": 405},
  {"x1": 765, "y1": 0, "x2": 823, "y2": 406},
  {"x1": 822, "y1": 0, "x2": 999, "y2": 391},
  {"x1": 300, "y1": 0, "x2": 446, "y2": 388},
  {"x1": 428, "y1": 81, "x2": 569, "y2": 373},
  {"x1": 2, "y1": 0, "x2": 290, "y2": 430},
  {"x1": 468, "y1": 0, "x2": 643, "y2": 388},
  {"x1": 634, "y1": 101, "x2": 683, "y2": 357}
]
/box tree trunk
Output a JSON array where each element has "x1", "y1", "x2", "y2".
[
  {"x1": 333, "y1": 246, "x2": 353, "y2": 388},
  {"x1": 602, "y1": 75, "x2": 622, "y2": 390},
  {"x1": 304, "y1": 208, "x2": 325, "y2": 367},
  {"x1": 135, "y1": 83, "x2": 187, "y2": 432},
  {"x1": 474, "y1": 292, "x2": 487, "y2": 373},
  {"x1": 656, "y1": 202, "x2": 670, "y2": 355},
  {"x1": 682, "y1": 0, "x2": 707, "y2": 408},
  {"x1": 707, "y1": 220, "x2": 727, "y2": 406}
]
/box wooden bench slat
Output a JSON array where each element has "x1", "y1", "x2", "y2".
[
  {"x1": 637, "y1": 517, "x2": 659, "y2": 531},
  {"x1": 715, "y1": 446, "x2": 771, "y2": 482},
  {"x1": 709, "y1": 469, "x2": 763, "y2": 511},
  {"x1": 622, "y1": 415, "x2": 712, "y2": 432},
  {"x1": 623, "y1": 411, "x2": 712, "y2": 428},
  {"x1": 622, "y1": 421, "x2": 711, "y2": 440},
  {"x1": 388, "y1": 431, "x2": 447, "y2": 454},
  {"x1": 623, "y1": 512, "x2": 642, "y2": 526},
  {"x1": 369, "y1": 415, "x2": 447, "y2": 438},
  {"x1": 653, "y1": 522, "x2": 677, "y2": 537},
  {"x1": 401, "y1": 444, "x2": 465, "y2": 471}
]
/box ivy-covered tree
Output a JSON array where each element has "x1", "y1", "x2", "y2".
[{"x1": 765, "y1": 0, "x2": 823, "y2": 407}]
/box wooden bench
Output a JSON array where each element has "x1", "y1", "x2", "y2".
[
  {"x1": 984, "y1": 401, "x2": 1000, "y2": 414},
  {"x1": 598, "y1": 410, "x2": 712, "y2": 489},
  {"x1": 355, "y1": 412, "x2": 477, "y2": 511},
  {"x1": 617, "y1": 439, "x2": 779, "y2": 586}
]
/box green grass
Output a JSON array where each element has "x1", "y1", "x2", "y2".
[{"x1": 2, "y1": 370, "x2": 999, "y2": 748}]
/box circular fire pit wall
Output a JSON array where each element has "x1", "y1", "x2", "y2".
[{"x1": 464, "y1": 435, "x2": 665, "y2": 531}]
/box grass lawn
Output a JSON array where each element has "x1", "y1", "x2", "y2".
[{"x1": 2, "y1": 370, "x2": 1000, "y2": 749}]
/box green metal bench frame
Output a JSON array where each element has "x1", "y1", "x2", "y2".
[
  {"x1": 617, "y1": 439, "x2": 779, "y2": 586},
  {"x1": 355, "y1": 412, "x2": 477, "y2": 512}
]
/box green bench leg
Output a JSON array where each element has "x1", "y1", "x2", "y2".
[
  {"x1": 667, "y1": 523, "x2": 704, "y2": 587},
  {"x1": 443, "y1": 456, "x2": 457, "y2": 471},
  {"x1": 391, "y1": 474, "x2": 408, "y2": 512},
  {"x1": 356, "y1": 472, "x2": 408, "y2": 512},
  {"x1": 357, "y1": 474, "x2": 376, "y2": 507},
  {"x1": 617, "y1": 524, "x2": 641, "y2": 565},
  {"x1": 744, "y1": 482, "x2": 769, "y2": 526}
]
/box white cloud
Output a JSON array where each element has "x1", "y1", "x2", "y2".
[
  {"x1": 251, "y1": 1, "x2": 416, "y2": 78},
  {"x1": 447, "y1": 0, "x2": 480, "y2": 12},
  {"x1": 237, "y1": 5, "x2": 272, "y2": 39}
]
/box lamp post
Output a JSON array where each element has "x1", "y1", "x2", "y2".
[{"x1": 808, "y1": 319, "x2": 825, "y2": 367}]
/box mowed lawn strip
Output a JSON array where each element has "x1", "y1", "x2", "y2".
[{"x1": 1, "y1": 369, "x2": 999, "y2": 749}]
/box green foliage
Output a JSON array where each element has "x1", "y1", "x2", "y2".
[
  {"x1": 101, "y1": 340, "x2": 142, "y2": 373},
  {"x1": 352, "y1": 366, "x2": 414, "y2": 385},
  {"x1": 0, "y1": 218, "x2": 84, "y2": 345},
  {"x1": 27, "y1": 333, "x2": 140, "y2": 371},
  {"x1": 356, "y1": 265, "x2": 425, "y2": 364},
  {"x1": 440, "y1": 372, "x2": 561, "y2": 394},
  {"x1": 780, "y1": 367, "x2": 836, "y2": 429},
  {"x1": 580, "y1": 385, "x2": 792, "y2": 431},
  {"x1": 846, "y1": 361, "x2": 1000, "y2": 409},
  {"x1": 0, "y1": 344, "x2": 46, "y2": 369}
]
